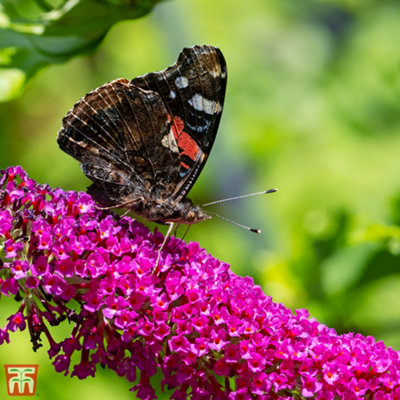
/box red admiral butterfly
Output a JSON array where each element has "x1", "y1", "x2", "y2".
[{"x1": 57, "y1": 45, "x2": 226, "y2": 230}]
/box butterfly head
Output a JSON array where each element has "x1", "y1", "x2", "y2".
[{"x1": 157, "y1": 197, "x2": 211, "y2": 225}]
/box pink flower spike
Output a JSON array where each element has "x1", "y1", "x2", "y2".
[{"x1": 2, "y1": 167, "x2": 400, "y2": 399}]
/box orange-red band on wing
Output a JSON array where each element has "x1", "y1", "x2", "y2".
[
  {"x1": 171, "y1": 116, "x2": 185, "y2": 140},
  {"x1": 171, "y1": 116, "x2": 199, "y2": 162}
]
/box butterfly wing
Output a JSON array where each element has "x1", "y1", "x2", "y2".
[
  {"x1": 58, "y1": 45, "x2": 227, "y2": 214},
  {"x1": 131, "y1": 45, "x2": 227, "y2": 201},
  {"x1": 57, "y1": 78, "x2": 182, "y2": 206}
]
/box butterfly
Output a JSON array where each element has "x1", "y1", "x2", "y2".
[{"x1": 57, "y1": 45, "x2": 227, "y2": 234}]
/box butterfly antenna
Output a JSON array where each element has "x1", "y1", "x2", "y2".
[
  {"x1": 201, "y1": 188, "x2": 277, "y2": 207},
  {"x1": 202, "y1": 209, "x2": 261, "y2": 234}
]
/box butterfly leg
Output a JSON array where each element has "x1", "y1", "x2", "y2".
[
  {"x1": 155, "y1": 222, "x2": 174, "y2": 269},
  {"x1": 95, "y1": 201, "x2": 132, "y2": 211},
  {"x1": 96, "y1": 205, "x2": 131, "y2": 218},
  {"x1": 170, "y1": 224, "x2": 191, "y2": 252},
  {"x1": 173, "y1": 224, "x2": 180, "y2": 236},
  {"x1": 95, "y1": 201, "x2": 136, "y2": 217},
  {"x1": 120, "y1": 209, "x2": 131, "y2": 217}
]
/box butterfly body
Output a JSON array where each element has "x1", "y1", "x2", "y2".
[{"x1": 57, "y1": 46, "x2": 226, "y2": 225}]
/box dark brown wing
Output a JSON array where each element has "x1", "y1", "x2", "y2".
[
  {"x1": 131, "y1": 45, "x2": 227, "y2": 201},
  {"x1": 57, "y1": 79, "x2": 181, "y2": 205}
]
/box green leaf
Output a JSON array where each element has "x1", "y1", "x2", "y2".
[{"x1": 0, "y1": 0, "x2": 162, "y2": 101}]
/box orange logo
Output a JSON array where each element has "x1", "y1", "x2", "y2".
[{"x1": 4, "y1": 365, "x2": 39, "y2": 396}]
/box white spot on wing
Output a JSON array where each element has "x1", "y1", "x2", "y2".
[
  {"x1": 209, "y1": 65, "x2": 221, "y2": 78},
  {"x1": 188, "y1": 94, "x2": 222, "y2": 115},
  {"x1": 170, "y1": 90, "x2": 176, "y2": 99},
  {"x1": 175, "y1": 76, "x2": 189, "y2": 88},
  {"x1": 161, "y1": 130, "x2": 179, "y2": 153}
]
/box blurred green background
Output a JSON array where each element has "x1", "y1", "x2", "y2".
[{"x1": 2, "y1": 0, "x2": 400, "y2": 398}]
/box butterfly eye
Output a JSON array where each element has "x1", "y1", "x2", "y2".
[{"x1": 186, "y1": 211, "x2": 197, "y2": 222}]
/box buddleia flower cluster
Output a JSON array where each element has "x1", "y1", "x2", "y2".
[{"x1": 1, "y1": 166, "x2": 400, "y2": 399}]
